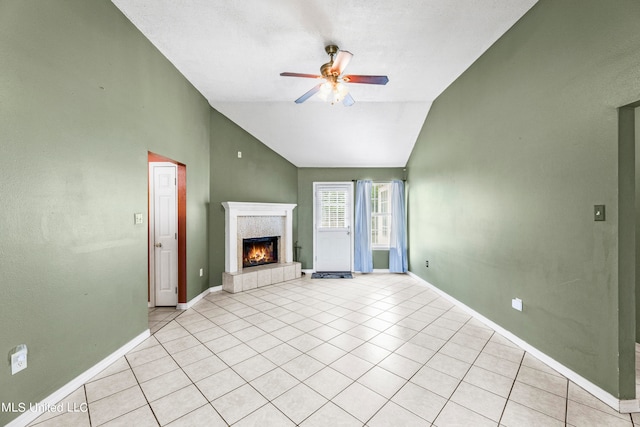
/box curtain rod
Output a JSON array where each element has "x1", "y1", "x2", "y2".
[{"x1": 351, "y1": 179, "x2": 407, "y2": 182}]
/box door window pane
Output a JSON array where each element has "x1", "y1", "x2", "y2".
[{"x1": 319, "y1": 190, "x2": 347, "y2": 228}]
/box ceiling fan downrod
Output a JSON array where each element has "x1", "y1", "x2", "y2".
[{"x1": 321, "y1": 45, "x2": 340, "y2": 80}]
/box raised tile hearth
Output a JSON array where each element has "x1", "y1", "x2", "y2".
[{"x1": 222, "y1": 262, "x2": 302, "y2": 293}]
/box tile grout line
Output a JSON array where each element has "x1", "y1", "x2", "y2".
[
  {"x1": 82, "y1": 384, "x2": 93, "y2": 427},
  {"x1": 427, "y1": 314, "x2": 498, "y2": 425},
  {"x1": 126, "y1": 346, "x2": 160, "y2": 427},
  {"x1": 496, "y1": 349, "x2": 526, "y2": 426},
  {"x1": 565, "y1": 376, "x2": 570, "y2": 426}
]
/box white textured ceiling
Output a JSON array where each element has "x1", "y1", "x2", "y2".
[{"x1": 111, "y1": 0, "x2": 537, "y2": 167}]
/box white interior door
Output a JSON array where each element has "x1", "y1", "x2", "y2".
[
  {"x1": 314, "y1": 182, "x2": 353, "y2": 272},
  {"x1": 151, "y1": 163, "x2": 178, "y2": 306}
]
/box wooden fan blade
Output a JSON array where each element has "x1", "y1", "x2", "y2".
[
  {"x1": 343, "y1": 75, "x2": 389, "y2": 85},
  {"x1": 343, "y1": 93, "x2": 355, "y2": 107},
  {"x1": 331, "y1": 50, "x2": 353, "y2": 75},
  {"x1": 295, "y1": 84, "x2": 322, "y2": 104},
  {"x1": 280, "y1": 72, "x2": 322, "y2": 79}
]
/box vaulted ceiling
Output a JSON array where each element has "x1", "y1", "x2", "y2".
[{"x1": 111, "y1": 0, "x2": 537, "y2": 167}]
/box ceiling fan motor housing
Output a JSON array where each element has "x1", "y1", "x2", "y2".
[
  {"x1": 324, "y1": 44, "x2": 339, "y2": 56},
  {"x1": 320, "y1": 63, "x2": 337, "y2": 81}
]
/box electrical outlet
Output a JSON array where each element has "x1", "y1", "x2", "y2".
[
  {"x1": 10, "y1": 345, "x2": 28, "y2": 375},
  {"x1": 237, "y1": 151, "x2": 242, "y2": 159},
  {"x1": 512, "y1": 298, "x2": 523, "y2": 312},
  {"x1": 425, "y1": 260, "x2": 429, "y2": 268}
]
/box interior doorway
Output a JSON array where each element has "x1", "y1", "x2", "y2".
[
  {"x1": 148, "y1": 152, "x2": 187, "y2": 307},
  {"x1": 634, "y1": 106, "x2": 640, "y2": 402},
  {"x1": 150, "y1": 162, "x2": 178, "y2": 306},
  {"x1": 618, "y1": 102, "x2": 639, "y2": 405}
]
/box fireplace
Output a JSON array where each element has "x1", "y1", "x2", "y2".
[
  {"x1": 242, "y1": 236, "x2": 279, "y2": 268},
  {"x1": 222, "y1": 202, "x2": 300, "y2": 294}
]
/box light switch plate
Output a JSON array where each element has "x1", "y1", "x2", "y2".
[{"x1": 594, "y1": 205, "x2": 605, "y2": 221}]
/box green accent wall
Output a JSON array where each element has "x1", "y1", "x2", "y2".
[
  {"x1": 209, "y1": 110, "x2": 298, "y2": 285},
  {"x1": 406, "y1": 0, "x2": 640, "y2": 398},
  {"x1": 0, "y1": 1, "x2": 210, "y2": 424},
  {"x1": 297, "y1": 168, "x2": 405, "y2": 270}
]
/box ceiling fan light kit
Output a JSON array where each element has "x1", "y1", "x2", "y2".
[{"x1": 280, "y1": 44, "x2": 389, "y2": 107}]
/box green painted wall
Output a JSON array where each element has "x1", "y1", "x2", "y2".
[
  {"x1": 406, "y1": 0, "x2": 640, "y2": 398},
  {"x1": 209, "y1": 110, "x2": 298, "y2": 285},
  {"x1": 0, "y1": 0, "x2": 210, "y2": 423},
  {"x1": 297, "y1": 168, "x2": 405, "y2": 270}
]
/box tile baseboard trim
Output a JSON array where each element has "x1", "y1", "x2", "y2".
[
  {"x1": 407, "y1": 271, "x2": 635, "y2": 414},
  {"x1": 373, "y1": 269, "x2": 390, "y2": 273},
  {"x1": 6, "y1": 329, "x2": 151, "y2": 427},
  {"x1": 176, "y1": 285, "x2": 223, "y2": 310}
]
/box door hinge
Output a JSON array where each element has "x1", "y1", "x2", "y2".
[
  {"x1": 175, "y1": 178, "x2": 177, "y2": 185},
  {"x1": 175, "y1": 287, "x2": 178, "y2": 294},
  {"x1": 175, "y1": 233, "x2": 177, "y2": 239}
]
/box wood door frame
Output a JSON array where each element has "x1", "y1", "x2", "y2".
[
  {"x1": 312, "y1": 181, "x2": 354, "y2": 272},
  {"x1": 148, "y1": 152, "x2": 187, "y2": 307}
]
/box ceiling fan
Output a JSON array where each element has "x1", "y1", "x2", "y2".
[{"x1": 280, "y1": 45, "x2": 389, "y2": 107}]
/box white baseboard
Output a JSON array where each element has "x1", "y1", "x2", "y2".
[
  {"x1": 7, "y1": 329, "x2": 150, "y2": 427},
  {"x1": 620, "y1": 399, "x2": 640, "y2": 413},
  {"x1": 176, "y1": 285, "x2": 223, "y2": 310},
  {"x1": 303, "y1": 270, "x2": 387, "y2": 275},
  {"x1": 407, "y1": 271, "x2": 636, "y2": 414}
]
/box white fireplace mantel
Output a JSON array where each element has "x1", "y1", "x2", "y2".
[{"x1": 222, "y1": 201, "x2": 297, "y2": 273}]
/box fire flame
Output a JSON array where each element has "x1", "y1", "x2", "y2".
[{"x1": 244, "y1": 243, "x2": 275, "y2": 266}]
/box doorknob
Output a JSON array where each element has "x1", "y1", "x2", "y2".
[{"x1": 155, "y1": 243, "x2": 162, "y2": 248}]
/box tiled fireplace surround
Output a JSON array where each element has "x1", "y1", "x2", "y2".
[{"x1": 222, "y1": 202, "x2": 301, "y2": 293}]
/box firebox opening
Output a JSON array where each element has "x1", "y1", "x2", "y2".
[{"x1": 242, "y1": 236, "x2": 279, "y2": 268}]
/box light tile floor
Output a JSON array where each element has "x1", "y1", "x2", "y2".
[
  {"x1": 148, "y1": 307, "x2": 182, "y2": 334},
  {"x1": 28, "y1": 273, "x2": 639, "y2": 426}
]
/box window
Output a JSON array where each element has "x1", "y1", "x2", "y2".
[
  {"x1": 318, "y1": 189, "x2": 348, "y2": 228},
  {"x1": 371, "y1": 182, "x2": 392, "y2": 248}
]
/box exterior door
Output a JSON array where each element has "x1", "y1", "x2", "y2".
[
  {"x1": 314, "y1": 182, "x2": 353, "y2": 272},
  {"x1": 151, "y1": 163, "x2": 178, "y2": 306}
]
